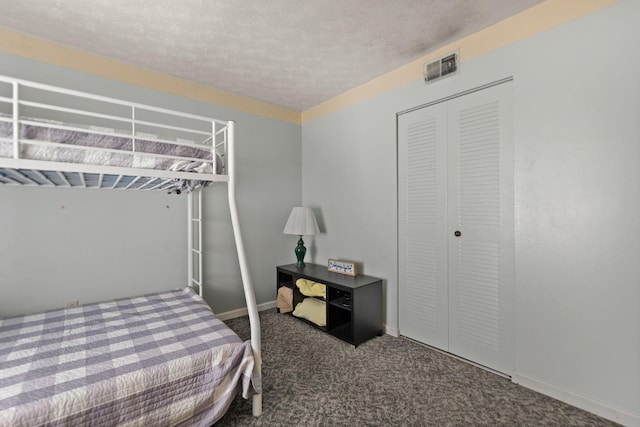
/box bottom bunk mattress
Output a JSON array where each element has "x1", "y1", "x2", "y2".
[{"x1": 0, "y1": 287, "x2": 260, "y2": 427}]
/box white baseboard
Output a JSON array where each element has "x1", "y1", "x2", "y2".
[
  {"x1": 384, "y1": 324, "x2": 399, "y2": 337},
  {"x1": 215, "y1": 300, "x2": 276, "y2": 321},
  {"x1": 512, "y1": 372, "x2": 639, "y2": 427}
]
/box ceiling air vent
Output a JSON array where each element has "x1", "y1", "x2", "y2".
[{"x1": 423, "y1": 50, "x2": 459, "y2": 84}]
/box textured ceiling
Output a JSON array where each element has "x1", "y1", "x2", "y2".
[{"x1": 0, "y1": 0, "x2": 544, "y2": 111}]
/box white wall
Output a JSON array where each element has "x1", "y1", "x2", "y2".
[
  {"x1": 0, "y1": 186, "x2": 187, "y2": 317},
  {"x1": 302, "y1": 1, "x2": 639, "y2": 423},
  {"x1": 0, "y1": 53, "x2": 302, "y2": 316},
  {"x1": 511, "y1": 2, "x2": 639, "y2": 420}
]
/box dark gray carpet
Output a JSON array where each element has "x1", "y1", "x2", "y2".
[{"x1": 217, "y1": 310, "x2": 618, "y2": 426}]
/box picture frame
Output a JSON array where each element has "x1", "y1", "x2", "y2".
[{"x1": 328, "y1": 259, "x2": 357, "y2": 276}]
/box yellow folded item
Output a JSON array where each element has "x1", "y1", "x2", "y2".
[
  {"x1": 276, "y1": 286, "x2": 293, "y2": 313},
  {"x1": 292, "y1": 297, "x2": 326, "y2": 327},
  {"x1": 295, "y1": 278, "x2": 326, "y2": 298}
]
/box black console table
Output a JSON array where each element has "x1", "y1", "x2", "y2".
[{"x1": 276, "y1": 263, "x2": 382, "y2": 346}]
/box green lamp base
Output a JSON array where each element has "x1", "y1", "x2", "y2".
[{"x1": 294, "y1": 236, "x2": 306, "y2": 268}]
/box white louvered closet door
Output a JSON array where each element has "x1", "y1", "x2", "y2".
[
  {"x1": 398, "y1": 81, "x2": 514, "y2": 375},
  {"x1": 398, "y1": 102, "x2": 449, "y2": 351},
  {"x1": 447, "y1": 82, "x2": 514, "y2": 374}
]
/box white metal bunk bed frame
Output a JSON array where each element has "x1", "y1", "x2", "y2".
[{"x1": 0, "y1": 75, "x2": 263, "y2": 417}]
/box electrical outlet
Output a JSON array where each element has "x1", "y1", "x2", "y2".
[{"x1": 66, "y1": 300, "x2": 79, "y2": 308}]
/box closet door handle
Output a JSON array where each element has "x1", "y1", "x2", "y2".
[{"x1": 454, "y1": 230, "x2": 461, "y2": 237}]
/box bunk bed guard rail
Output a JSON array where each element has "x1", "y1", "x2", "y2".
[{"x1": 0, "y1": 75, "x2": 230, "y2": 193}]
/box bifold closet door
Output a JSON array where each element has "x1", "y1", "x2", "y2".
[
  {"x1": 398, "y1": 102, "x2": 449, "y2": 352},
  {"x1": 398, "y1": 81, "x2": 514, "y2": 375},
  {"x1": 446, "y1": 83, "x2": 514, "y2": 375}
]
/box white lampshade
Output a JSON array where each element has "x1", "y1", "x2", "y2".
[{"x1": 283, "y1": 207, "x2": 319, "y2": 236}]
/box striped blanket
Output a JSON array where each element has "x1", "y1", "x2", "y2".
[
  {"x1": 0, "y1": 115, "x2": 219, "y2": 174},
  {"x1": 0, "y1": 287, "x2": 260, "y2": 426},
  {"x1": 0, "y1": 116, "x2": 223, "y2": 193}
]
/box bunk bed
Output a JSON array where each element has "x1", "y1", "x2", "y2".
[{"x1": 0, "y1": 75, "x2": 262, "y2": 426}]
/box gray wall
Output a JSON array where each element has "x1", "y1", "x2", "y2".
[
  {"x1": 302, "y1": 0, "x2": 639, "y2": 421},
  {"x1": 0, "y1": 53, "x2": 301, "y2": 316}
]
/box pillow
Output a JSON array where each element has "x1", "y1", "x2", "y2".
[
  {"x1": 295, "y1": 278, "x2": 326, "y2": 298},
  {"x1": 292, "y1": 297, "x2": 326, "y2": 327}
]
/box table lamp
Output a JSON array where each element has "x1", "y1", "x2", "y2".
[{"x1": 283, "y1": 207, "x2": 319, "y2": 268}]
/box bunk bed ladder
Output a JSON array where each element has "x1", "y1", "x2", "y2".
[{"x1": 187, "y1": 190, "x2": 204, "y2": 297}]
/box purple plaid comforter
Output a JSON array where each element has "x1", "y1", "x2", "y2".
[{"x1": 0, "y1": 288, "x2": 260, "y2": 426}]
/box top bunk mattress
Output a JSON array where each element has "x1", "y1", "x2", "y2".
[{"x1": 0, "y1": 115, "x2": 222, "y2": 175}]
